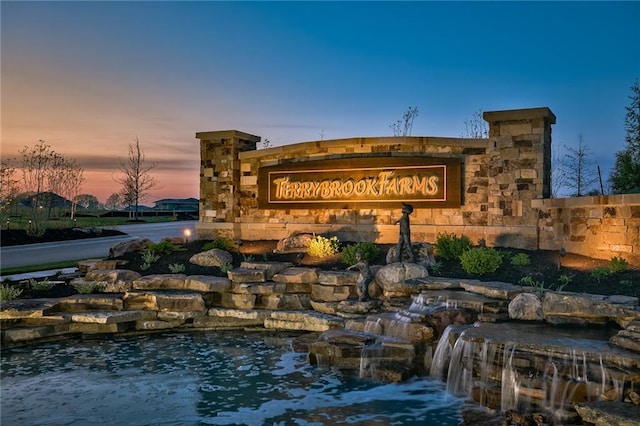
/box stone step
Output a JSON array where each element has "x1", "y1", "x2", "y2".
[
  {"x1": 272, "y1": 267, "x2": 318, "y2": 284},
  {"x1": 265, "y1": 310, "x2": 344, "y2": 332},
  {"x1": 239, "y1": 261, "x2": 293, "y2": 279},
  {"x1": 227, "y1": 267, "x2": 266, "y2": 283},
  {"x1": 53, "y1": 294, "x2": 124, "y2": 312}
]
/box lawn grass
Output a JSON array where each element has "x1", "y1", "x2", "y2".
[{"x1": 0, "y1": 260, "x2": 81, "y2": 277}]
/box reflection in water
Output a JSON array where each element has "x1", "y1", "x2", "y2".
[{"x1": 2, "y1": 331, "x2": 463, "y2": 426}]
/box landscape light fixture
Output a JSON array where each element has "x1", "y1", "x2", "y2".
[{"x1": 184, "y1": 228, "x2": 192, "y2": 243}]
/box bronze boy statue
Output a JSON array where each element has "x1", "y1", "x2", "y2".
[
  {"x1": 394, "y1": 203, "x2": 415, "y2": 263},
  {"x1": 347, "y1": 250, "x2": 373, "y2": 301}
]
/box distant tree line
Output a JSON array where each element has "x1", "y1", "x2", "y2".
[{"x1": 1, "y1": 137, "x2": 158, "y2": 235}]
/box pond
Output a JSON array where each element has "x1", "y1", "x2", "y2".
[{"x1": 1, "y1": 331, "x2": 464, "y2": 425}]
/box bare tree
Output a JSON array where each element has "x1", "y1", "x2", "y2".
[
  {"x1": 390, "y1": 106, "x2": 419, "y2": 136},
  {"x1": 561, "y1": 134, "x2": 599, "y2": 196},
  {"x1": 0, "y1": 159, "x2": 20, "y2": 225},
  {"x1": 116, "y1": 137, "x2": 157, "y2": 221},
  {"x1": 551, "y1": 144, "x2": 567, "y2": 198},
  {"x1": 20, "y1": 140, "x2": 58, "y2": 235},
  {"x1": 105, "y1": 192, "x2": 124, "y2": 210},
  {"x1": 59, "y1": 159, "x2": 84, "y2": 224},
  {"x1": 461, "y1": 109, "x2": 488, "y2": 138}
]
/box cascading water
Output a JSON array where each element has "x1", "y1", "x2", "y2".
[{"x1": 429, "y1": 322, "x2": 638, "y2": 419}]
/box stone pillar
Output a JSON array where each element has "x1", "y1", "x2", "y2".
[
  {"x1": 482, "y1": 108, "x2": 556, "y2": 244},
  {"x1": 195, "y1": 130, "x2": 260, "y2": 240}
]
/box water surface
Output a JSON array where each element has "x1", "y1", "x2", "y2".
[{"x1": 1, "y1": 331, "x2": 463, "y2": 425}]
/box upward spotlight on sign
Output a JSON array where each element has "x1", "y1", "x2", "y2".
[{"x1": 258, "y1": 157, "x2": 461, "y2": 209}]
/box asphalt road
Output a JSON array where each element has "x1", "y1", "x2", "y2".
[{"x1": 0, "y1": 221, "x2": 197, "y2": 269}]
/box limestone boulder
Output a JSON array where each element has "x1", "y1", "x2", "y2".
[
  {"x1": 375, "y1": 263, "x2": 430, "y2": 297},
  {"x1": 132, "y1": 274, "x2": 187, "y2": 291},
  {"x1": 185, "y1": 275, "x2": 231, "y2": 292},
  {"x1": 240, "y1": 261, "x2": 293, "y2": 279},
  {"x1": 543, "y1": 291, "x2": 640, "y2": 327},
  {"x1": 108, "y1": 238, "x2": 152, "y2": 259},
  {"x1": 386, "y1": 243, "x2": 436, "y2": 266},
  {"x1": 189, "y1": 249, "x2": 233, "y2": 267},
  {"x1": 508, "y1": 293, "x2": 543, "y2": 321},
  {"x1": 265, "y1": 311, "x2": 344, "y2": 332},
  {"x1": 274, "y1": 233, "x2": 314, "y2": 253},
  {"x1": 272, "y1": 267, "x2": 319, "y2": 284}
]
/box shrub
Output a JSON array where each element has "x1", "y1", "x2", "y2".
[
  {"x1": 75, "y1": 281, "x2": 105, "y2": 294},
  {"x1": 520, "y1": 275, "x2": 545, "y2": 296},
  {"x1": 341, "y1": 242, "x2": 380, "y2": 265},
  {"x1": 556, "y1": 274, "x2": 572, "y2": 291},
  {"x1": 220, "y1": 262, "x2": 233, "y2": 273},
  {"x1": 591, "y1": 266, "x2": 611, "y2": 283},
  {"x1": 0, "y1": 284, "x2": 23, "y2": 301},
  {"x1": 428, "y1": 261, "x2": 444, "y2": 276},
  {"x1": 434, "y1": 232, "x2": 472, "y2": 260},
  {"x1": 168, "y1": 263, "x2": 186, "y2": 273},
  {"x1": 459, "y1": 247, "x2": 503, "y2": 275},
  {"x1": 203, "y1": 238, "x2": 235, "y2": 251},
  {"x1": 510, "y1": 253, "x2": 531, "y2": 267},
  {"x1": 147, "y1": 240, "x2": 185, "y2": 255},
  {"x1": 610, "y1": 256, "x2": 629, "y2": 273},
  {"x1": 29, "y1": 278, "x2": 54, "y2": 291},
  {"x1": 141, "y1": 249, "x2": 161, "y2": 265},
  {"x1": 307, "y1": 235, "x2": 340, "y2": 258}
]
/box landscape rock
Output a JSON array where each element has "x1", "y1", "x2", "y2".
[
  {"x1": 274, "y1": 233, "x2": 314, "y2": 253},
  {"x1": 108, "y1": 238, "x2": 152, "y2": 258},
  {"x1": 375, "y1": 263, "x2": 430, "y2": 297},
  {"x1": 272, "y1": 267, "x2": 319, "y2": 284},
  {"x1": 508, "y1": 293, "x2": 544, "y2": 321},
  {"x1": 386, "y1": 242, "x2": 436, "y2": 266},
  {"x1": 189, "y1": 249, "x2": 233, "y2": 267}
]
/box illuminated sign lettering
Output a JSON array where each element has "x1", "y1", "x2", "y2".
[{"x1": 258, "y1": 157, "x2": 461, "y2": 209}]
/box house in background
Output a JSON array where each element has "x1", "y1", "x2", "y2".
[{"x1": 153, "y1": 198, "x2": 199, "y2": 219}]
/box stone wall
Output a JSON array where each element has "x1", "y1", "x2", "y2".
[
  {"x1": 533, "y1": 194, "x2": 640, "y2": 265},
  {"x1": 196, "y1": 107, "x2": 556, "y2": 251}
]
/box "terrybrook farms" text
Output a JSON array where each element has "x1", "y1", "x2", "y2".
[{"x1": 272, "y1": 171, "x2": 439, "y2": 201}]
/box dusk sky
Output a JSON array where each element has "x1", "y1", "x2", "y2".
[{"x1": 2, "y1": 1, "x2": 639, "y2": 203}]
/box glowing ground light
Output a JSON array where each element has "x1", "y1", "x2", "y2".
[{"x1": 183, "y1": 228, "x2": 192, "y2": 243}]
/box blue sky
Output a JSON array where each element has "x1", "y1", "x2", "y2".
[{"x1": 2, "y1": 1, "x2": 639, "y2": 201}]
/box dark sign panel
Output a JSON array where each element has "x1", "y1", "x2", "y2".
[{"x1": 258, "y1": 157, "x2": 462, "y2": 209}]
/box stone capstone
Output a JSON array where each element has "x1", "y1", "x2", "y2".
[{"x1": 189, "y1": 249, "x2": 233, "y2": 267}]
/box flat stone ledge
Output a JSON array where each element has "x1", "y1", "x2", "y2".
[
  {"x1": 459, "y1": 280, "x2": 523, "y2": 300},
  {"x1": 71, "y1": 310, "x2": 147, "y2": 324},
  {"x1": 186, "y1": 275, "x2": 231, "y2": 292},
  {"x1": 239, "y1": 261, "x2": 293, "y2": 279},
  {"x1": 272, "y1": 267, "x2": 319, "y2": 284},
  {"x1": 0, "y1": 298, "x2": 59, "y2": 319}
]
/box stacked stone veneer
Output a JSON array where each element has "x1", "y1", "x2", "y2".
[
  {"x1": 533, "y1": 194, "x2": 640, "y2": 265},
  {"x1": 196, "y1": 108, "x2": 556, "y2": 251}
]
